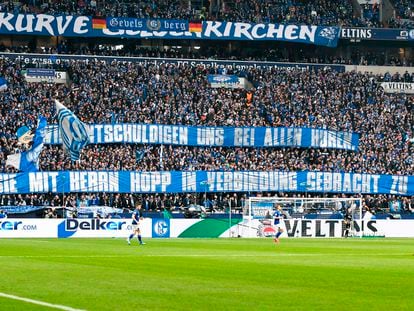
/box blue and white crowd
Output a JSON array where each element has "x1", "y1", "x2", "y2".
[
  {"x1": 0, "y1": 57, "x2": 413, "y2": 214},
  {"x1": 0, "y1": 0, "x2": 413, "y2": 216},
  {"x1": 1, "y1": 43, "x2": 412, "y2": 67}
]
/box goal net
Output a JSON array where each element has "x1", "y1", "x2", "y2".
[{"x1": 241, "y1": 196, "x2": 363, "y2": 238}]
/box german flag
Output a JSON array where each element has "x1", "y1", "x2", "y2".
[
  {"x1": 92, "y1": 18, "x2": 107, "y2": 30},
  {"x1": 189, "y1": 22, "x2": 202, "y2": 33}
]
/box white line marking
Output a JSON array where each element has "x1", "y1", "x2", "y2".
[
  {"x1": 0, "y1": 292, "x2": 86, "y2": 311},
  {"x1": 0, "y1": 255, "x2": 132, "y2": 259},
  {"x1": 0, "y1": 253, "x2": 409, "y2": 259},
  {"x1": 0, "y1": 254, "x2": 313, "y2": 259}
]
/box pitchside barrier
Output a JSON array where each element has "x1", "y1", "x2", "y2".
[{"x1": 1, "y1": 218, "x2": 414, "y2": 238}]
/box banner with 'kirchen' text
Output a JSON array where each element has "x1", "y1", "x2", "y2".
[{"x1": 0, "y1": 13, "x2": 340, "y2": 47}]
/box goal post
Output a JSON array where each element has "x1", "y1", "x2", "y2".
[{"x1": 246, "y1": 196, "x2": 363, "y2": 238}]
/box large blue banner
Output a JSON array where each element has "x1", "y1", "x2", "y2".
[
  {"x1": 0, "y1": 171, "x2": 412, "y2": 195},
  {"x1": 341, "y1": 27, "x2": 414, "y2": 41},
  {"x1": 0, "y1": 13, "x2": 340, "y2": 47},
  {"x1": 201, "y1": 21, "x2": 340, "y2": 47},
  {"x1": 0, "y1": 52, "x2": 346, "y2": 73},
  {"x1": 44, "y1": 125, "x2": 359, "y2": 151}
]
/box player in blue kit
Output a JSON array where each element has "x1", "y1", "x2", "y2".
[
  {"x1": 273, "y1": 205, "x2": 284, "y2": 244},
  {"x1": 127, "y1": 203, "x2": 146, "y2": 245}
]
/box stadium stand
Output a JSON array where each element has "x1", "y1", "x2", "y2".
[
  {"x1": 1, "y1": 44, "x2": 410, "y2": 66},
  {"x1": 0, "y1": 0, "x2": 413, "y2": 220},
  {"x1": 0, "y1": 57, "x2": 413, "y2": 216}
]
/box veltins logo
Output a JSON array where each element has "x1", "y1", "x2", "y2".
[
  {"x1": 58, "y1": 219, "x2": 127, "y2": 238},
  {"x1": 258, "y1": 225, "x2": 276, "y2": 237},
  {"x1": 152, "y1": 219, "x2": 170, "y2": 238},
  {"x1": 400, "y1": 30, "x2": 408, "y2": 38}
]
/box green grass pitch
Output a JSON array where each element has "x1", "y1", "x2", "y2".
[{"x1": 0, "y1": 238, "x2": 413, "y2": 311}]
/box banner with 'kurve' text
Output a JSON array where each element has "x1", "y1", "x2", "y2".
[{"x1": 0, "y1": 13, "x2": 340, "y2": 47}]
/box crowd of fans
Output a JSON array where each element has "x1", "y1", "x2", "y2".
[
  {"x1": 217, "y1": 0, "x2": 359, "y2": 26},
  {"x1": 13, "y1": 0, "x2": 197, "y2": 20},
  {"x1": 2, "y1": 42, "x2": 411, "y2": 67},
  {"x1": 0, "y1": 59, "x2": 413, "y2": 174},
  {"x1": 30, "y1": 142, "x2": 413, "y2": 175},
  {"x1": 361, "y1": 1, "x2": 381, "y2": 28},
  {"x1": 0, "y1": 0, "x2": 411, "y2": 28},
  {"x1": 392, "y1": 0, "x2": 414, "y2": 19},
  {"x1": 0, "y1": 56, "x2": 413, "y2": 214},
  {"x1": 389, "y1": 0, "x2": 414, "y2": 27}
]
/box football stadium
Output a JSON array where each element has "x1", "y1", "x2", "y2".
[{"x1": 0, "y1": 0, "x2": 414, "y2": 310}]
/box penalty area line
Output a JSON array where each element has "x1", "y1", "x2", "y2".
[
  {"x1": 0, "y1": 254, "x2": 315, "y2": 258},
  {"x1": 0, "y1": 253, "x2": 409, "y2": 259},
  {"x1": 0, "y1": 292, "x2": 86, "y2": 311}
]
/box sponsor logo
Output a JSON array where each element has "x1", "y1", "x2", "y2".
[
  {"x1": 262, "y1": 226, "x2": 276, "y2": 235},
  {"x1": 0, "y1": 221, "x2": 22, "y2": 230},
  {"x1": 257, "y1": 225, "x2": 276, "y2": 237},
  {"x1": 0, "y1": 221, "x2": 36, "y2": 230},
  {"x1": 380, "y1": 82, "x2": 414, "y2": 93},
  {"x1": 396, "y1": 30, "x2": 409, "y2": 40},
  {"x1": 400, "y1": 30, "x2": 408, "y2": 38},
  {"x1": 58, "y1": 219, "x2": 127, "y2": 238},
  {"x1": 409, "y1": 29, "x2": 414, "y2": 39},
  {"x1": 341, "y1": 28, "x2": 372, "y2": 39},
  {"x1": 65, "y1": 219, "x2": 126, "y2": 230}
]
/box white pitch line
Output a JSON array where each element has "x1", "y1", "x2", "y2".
[
  {"x1": 0, "y1": 254, "x2": 313, "y2": 258},
  {"x1": 0, "y1": 253, "x2": 409, "y2": 259},
  {"x1": 0, "y1": 292, "x2": 86, "y2": 311},
  {"x1": 0, "y1": 255, "x2": 131, "y2": 258}
]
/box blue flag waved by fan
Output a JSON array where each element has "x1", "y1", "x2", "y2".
[
  {"x1": 0, "y1": 77, "x2": 7, "y2": 91},
  {"x1": 55, "y1": 100, "x2": 90, "y2": 161},
  {"x1": 6, "y1": 116, "x2": 47, "y2": 172}
]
